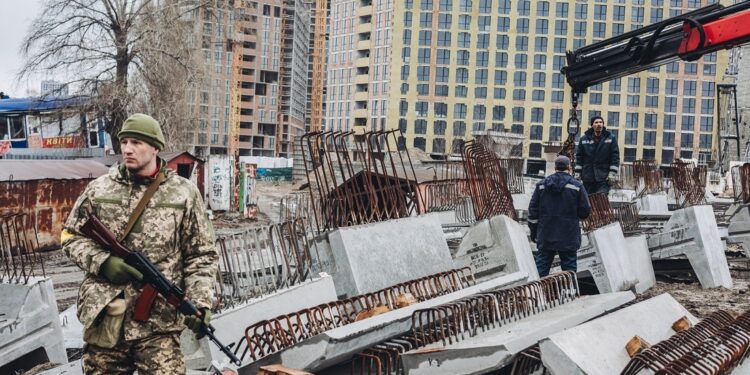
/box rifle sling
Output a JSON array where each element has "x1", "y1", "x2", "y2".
[{"x1": 120, "y1": 170, "x2": 165, "y2": 322}]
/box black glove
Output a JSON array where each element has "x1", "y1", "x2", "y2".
[{"x1": 184, "y1": 308, "x2": 211, "y2": 339}]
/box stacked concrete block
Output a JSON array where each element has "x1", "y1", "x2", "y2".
[
  {"x1": 726, "y1": 203, "x2": 750, "y2": 257},
  {"x1": 453, "y1": 215, "x2": 539, "y2": 281},
  {"x1": 540, "y1": 294, "x2": 698, "y2": 374},
  {"x1": 648, "y1": 205, "x2": 733, "y2": 288},
  {"x1": 0, "y1": 278, "x2": 67, "y2": 371}
]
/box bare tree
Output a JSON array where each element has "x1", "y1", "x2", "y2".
[{"x1": 19, "y1": 0, "x2": 209, "y2": 153}]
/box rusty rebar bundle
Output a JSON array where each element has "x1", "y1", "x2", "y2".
[
  {"x1": 633, "y1": 160, "x2": 664, "y2": 197},
  {"x1": 237, "y1": 268, "x2": 475, "y2": 362},
  {"x1": 300, "y1": 130, "x2": 422, "y2": 232},
  {"x1": 581, "y1": 193, "x2": 618, "y2": 232},
  {"x1": 498, "y1": 158, "x2": 525, "y2": 194},
  {"x1": 613, "y1": 202, "x2": 641, "y2": 233},
  {"x1": 461, "y1": 141, "x2": 517, "y2": 221},
  {"x1": 670, "y1": 160, "x2": 707, "y2": 208},
  {"x1": 622, "y1": 309, "x2": 750, "y2": 375},
  {"x1": 0, "y1": 212, "x2": 45, "y2": 284},
  {"x1": 510, "y1": 345, "x2": 548, "y2": 375},
  {"x1": 350, "y1": 272, "x2": 579, "y2": 375},
  {"x1": 732, "y1": 163, "x2": 750, "y2": 204},
  {"x1": 214, "y1": 219, "x2": 320, "y2": 312}
]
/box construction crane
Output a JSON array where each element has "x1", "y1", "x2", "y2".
[{"x1": 558, "y1": 1, "x2": 750, "y2": 165}]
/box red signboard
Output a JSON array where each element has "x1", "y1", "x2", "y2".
[{"x1": 43, "y1": 135, "x2": 83, "y2": 148}]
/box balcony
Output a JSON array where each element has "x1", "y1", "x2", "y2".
[
  {"x1": 356, "y1": 5, "x2": 373, "y2": 17},
  {"x1": 357, "y1": 39, "x2": 371, "y2": 51},
  {"x1": 356, "y1": 23, "x2": 372, "y2": 34},
  {"x1": 355, "y1": 74, "x2": 370, "y2": 84},
  {"x1": 354, "y1": 108, "x2": 368, "y2": 118},
  {"x1": 355, "y1": 57, "x2": 370, "y2": 67},
  {"x1": 354, "y1": 91, "x2": 369, "y2": 101}
]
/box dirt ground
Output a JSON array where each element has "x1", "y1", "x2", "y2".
[{"x1": 636, "y1": 278, "x2": 750, "y2": 318}]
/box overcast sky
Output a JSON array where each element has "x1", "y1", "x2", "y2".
[{"x1": 0, "y1": 0, "x2": 43, "y2": 97}]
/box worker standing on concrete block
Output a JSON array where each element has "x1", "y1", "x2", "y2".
[
  {"x1": 574, "y1": 116, "x2": 620, "y2": 194},
  {"x1": 60, "y1": 114, "x2": 218, "y2": 374},
  {"x1": 528, "y1": 155, "x2": 592, "y2": 276}
]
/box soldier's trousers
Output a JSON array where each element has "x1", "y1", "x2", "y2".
[{"x1": 82, "y1": 333, "x2": 185, "y2": 375}]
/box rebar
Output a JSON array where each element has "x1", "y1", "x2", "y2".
[
  {"x1": 510, "y1": 345, "x2": 548, "y2": 375},
  {"x1": 613, "y1": 202, "x2": 641, "y2": 233},
  {"x1": 0, "y1": 211, "x2": 45, "y2": 284},
  {"x1": 622, "y1": 309, "x2": 750, "y2": 375},
  {"x1": 214, "y1": 218, "x2": 321, "y2": 312},
  {"x1": 349, "y1": 272, "x2": 579, "y2": 375},
  {"x1": 461, "y1": 141, "x2": 517, "y2": 221},
  {"x1": 670, "y1": 160, "x2": 707, "y2": 208},
  {"x1": 582, "y1": 193, "x2": 618, "y2": 232},
  {"x1": 732, "y1": 163, "x2": 750, "y2": 204},
  {"x1": 300, "y1": 130, "x2": 423, "y2": 231},
  {"x1": 237, "y1": 268, "x2": 476, "y2": 363},
  {"x1": 633, "y1": 160, "x2": 664, "y2": 197}
]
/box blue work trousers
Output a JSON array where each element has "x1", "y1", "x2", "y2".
[{"x1": 535, "y1": 249, "x2": 577, "y2": 277}]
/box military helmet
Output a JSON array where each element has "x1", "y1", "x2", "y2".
[{"x1": 118, "y1": 113, "x2": 165, "y2": 150}]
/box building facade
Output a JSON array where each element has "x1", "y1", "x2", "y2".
[
  {"x1": 187, "y1": 0, "x2": 310, "y2": 159},
  {"x1": 330, "y1": 0, "x2": 728, "y2": 172}
]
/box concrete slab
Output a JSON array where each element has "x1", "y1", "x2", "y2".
[
  {"x1": 512, "y1": 193, "x2": 531, "y2": 213},
  {"x1": 0, "y1": 278, "x2": 67, "y2": 371},
  {"x1": 453, "y1": 215, "x2": 539, "y2": 281},
  {"x1": 553, "y1": 223, "x2": 651, "y2": 294},
  {"x1": 637, "y1": 192, "x2": 669, "y2": 215},
  {"x1": 59, "y1": 306, "x2": 84, "y2": 349},
  {"x1": 539, "y1": 293, "x2": 698, "y2": 375},
  {"x1": 400, "y1": 291, "x2": 634, "y2": 375},
  {"x1": 648, "y1": 205, "x2": 733, "y2": 288},
  {"x1": 727, "y1": 203, "x2": 750, "y2": 257},
  {"x1": 182, "y1": 275, "x2": 339, "y2": 369},
  {"x1": 609, "y1": 189, "x2": 636, "y2": 204},
  {"x1": 240, "y1": 272, "x2": 529, "y2": 374},
  {"x1": 326, "y1": 214, "x2": 455, "y2": 298}
]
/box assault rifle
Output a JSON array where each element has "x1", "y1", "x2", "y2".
[{"x1": 80, "y1": 215, "x2": 241, "y2": 366}]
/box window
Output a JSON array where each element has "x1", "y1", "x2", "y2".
[
  {"x1": 534, "y1": 37, "x2": 547, "y2": 53},
  {"x1": 555, "y1": 20, "x2": 568, "y2": 36},
  {"x1": 704, "y1": 64, "x2": 716, "y2": 75},
  {"x1": 432, "y1": 138, "x2": 446, "y2": 154},
  {"x1": 665, "y1": 79, "x2": 678, "y2": 95},
  {"x1": 473, "y1": 104, "x2": 486, "y2": 120},
  {"x1": 683, "y1": 98, "x2": 696, "y2": 113},
  {"x1": 556, "y1": 2, "x2": 568, "y2": 17},
  {"x1": 593, "y1": 23, "x2": 606, "y2": 38},
  {"x1": 479, "y1": 16, "x2": 491, "y2": 31},
  {"x1": 494, "y1": 70, "x2": 507, "y2": 85},
  {"x1": 627, "y1": 95, "x2": 640, "y2": 107},
  {"x1": 435, "y1": 85, "x2": 449, "y2": 96},
  {"x1": 453, "y1": 121, "x2": 466, "y2": 136},
  {"x1": 416, "y1": 101, "x2": 429, "y2": 117},
  {"x1": 701, "y1": 99, "x2": 714, "y2": 115},
  {"x1": 437, "y1": 13, "x2": 451, "y2": 29},
  {"x1": 644, "y1": 131, "x2": 656, "y2": 146},
  {"x1": 702, "y1": 81, "x2": 715, "y2": 97},
  {"x1": 517, "y1": 0, "x2": 530, "y2": 16},
  {"x1": 454, "y1": 103, "x2": 467, "y2": 119},
  {"x1": 416, "y1": 84, "x2": 430, "y2": 95},
  {"x1": 646, "y1": 96, "x2": 658, "y2": 108},
  {"x1": 533, "y1": 72, "x2": 546, "y2": 87},
  {"x1": 662, "y1": 149, "x2": 675, "y2": 164},
  {"x1": 613, "y1": 23, "x2": 624, "y2": 36},
  {"x1": 575, "y1": 3, "x2": 587, "y2": 19},
  {"x1": 403, "y1": 30, "x2": 412, "y2": 44},
  {"x1": 434, "y1": 120, "x2": 447, "y2": 135},
  {"x1": 439, "y1": 0, "x2": 452, "y2": 10},
  {"x1": 664, "y1": 115, "x2": 676, "y2": 130},
  {"x1": 493, "y1": 87, "x2": 506, "y2": 99},
  {"x1": 551, "y1": 109, "x2": 563, "y2": 124},
  {"x1": 645, "y1": 113, "x2": 657, "y2": 129},
  {"x1": 625, "y1": 130, "x2": 638, "y2": 145},
  {"x1": 399, "y1": 100, "x2": 408, "y2": 116},
  {"x1": 700, "y1": 117, "x2": 713, "y2": 132},
  {"x1": 458, "y1": 15, "x2": 471, "y2": 29},
  {"x1": 632, "y1": 7, "x2": 644, "y2": 23},
  {"x1": 457, "y1": 50, "x2": 470, "y2": 65},
  {"x1": 699, "y1": 134, "x2": 712, "y2": 149},
  {"x1": 418, "y1": 30, "x2": 431, "y2": 45},
  {"x1": 513, "y1": 89, "x2": 526, "y2": 100},
  {"x1": 477, "y1": 34, "x2": 490, "y2": 49},
  {"x1": 514, "y1": 71, "x2": 527, "y2": 87},
  {"x1": 493, "y1": 105, "x2": 506, "y2": 120},
  {"x1": 456, "y1": 68, "x2": 469, "y2": 83},
  {"x1": 438, "y1": 31, "x2": 451, "y2": 46},
  {"x1": 536, "y1": 19, "x2": 549, "y2": 34},
  {"x1": 437, "y1": 49, "x2": 450, "y2": 64},
  {"x1": 553, "y1": 56, "x2": 565, "y2": 70},
  {"x1": 609, "y1": 94, "x2": 620, "y2": 105},
  {"x1": 682, "y1": 115, "x2": 695, "y2": 131},
  {"x1": 608, "y1": 112, "x2": 620, "y2": 127},
  {"x1": 495, "y1": 52, "x2": 508, "y2": 67},
  {"x1": 533, "y1": 54, "x2": 546, "y2": 69},
  {"x1": 459, "y1": 0, "x2": 472, "y2": 12},
  {"x1": 681, "y1": 133, "x2": 694, "y2": 148},
  {"x1": 624, "y1": 148, "x2": 637, "y2": 162},
  {"x1": 476, "y1": 51, "x2": 489, "y2": 66},
  {"x1": 662, "y1": 132, "x2": 675, "y2": 147},
  {"x1": 496, "y1": 35, "x2": 509, "y2": 50},
  {"x1": 420, "y1": 12, "x2": 432, "y2": 27},
  {"x1": 497, "y1": 16, "x2": 510, "y2": 32},
  {"x1": 626, "y1": 113, "x2": 639, "y2": 128},
  {"x1": 476, "y1": 69, "x2": 488, "y2": 85},
  {"x1": 512, "y1": 107, "x2": 524, "y2": 122},
  {"x1": 530, "y1": 125, "x2": 543, "y2": 140},
  {"x1": 537, "y1": 1, "x2": 549, "y2": 16},
  {"x1": 516, "y1": 36, "x2": 529, "y2": 51},
  {"x1": 574, "y1": 21, "x2": 586, "y2": 37},
  {"x1": 458, "y1": 32, "x2": 471, "y2": 48},
  {"x1": 529, "y1": 143, "x2": 542, "y2": 158},
  {"x1": 665, "y1": 97, "x2": 677, "y2": 112},
  {"x1": 613, "y1": 6, "x2": 625, "y2": 21},
  {"x1": 549, "y1": 126, "x2": 562, "y2": 141},
  {"x1": 415, "y1": 120, "x2": 427, "y2": 134},
  {"x1": 628, "y1": 77, "x2": 641, "y2": 93},
  {"x1": 666, "y1": 61, "x2": 679, "y2": 73},
  {"x1": 455, "y1": 85, "x2": 468, "y2": 97},
  {"x1": 498, "y1": 0, "x2": 510, "y2": 14},
  {"x1": 418, "y1": 48, "x2": 431, "y2": 63},
  {"x1": 435, "y1": 67, "x2": 449, "y2": 82},
  {"x1": 414, "y1": 138, "x2": 426, "y2": 151},
  {"x1": 532, "y1": 90, "x2": 545, "y2": 101},
  {"x1": 421, "y1": 0, "x2": 433, "y2": 9},
  {"x1": 554, "y1": 38, "x2": 566, "y2": 53},
  {"x1": 515, "y1": 54, "x2": 528, "y2": 69},
  {"x1": 417, "y1": 66, "x2": 430, "y2": 81}
]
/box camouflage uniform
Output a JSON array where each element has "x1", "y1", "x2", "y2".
[{"x1": 63, "y1": 159, "x2": 217, "y2": 374}]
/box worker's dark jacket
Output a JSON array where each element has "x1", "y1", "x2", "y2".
[
  {"x1": 574, "y1": 127, "x2": 620, "y2": 183},
  {"x1": 528, "y1": 172, "x2": 592, "y2": 252}
]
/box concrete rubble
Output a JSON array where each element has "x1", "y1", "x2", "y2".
[{"x1": 0, "y1": 278, "x2": 67, "y2": 373}]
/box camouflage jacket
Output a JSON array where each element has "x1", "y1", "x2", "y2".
[{"x1": 62, "y1": 159, "x2": 217, "y2": 341}]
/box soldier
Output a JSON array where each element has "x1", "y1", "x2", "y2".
[{"x1": 61, "y1": 114, "x2": 218, "y2": 374}]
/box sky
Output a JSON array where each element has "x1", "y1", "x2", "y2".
[{"x1": 0, "y1": 0, "x2": 44, "y2": 97}]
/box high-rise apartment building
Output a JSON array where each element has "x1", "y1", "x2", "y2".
[
  {"x1": 328, "y1": 0, "x2": 728, "y2": 173},
  {"x1": 187, "y1": 0, "x2": 310, "y2": 158}
]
